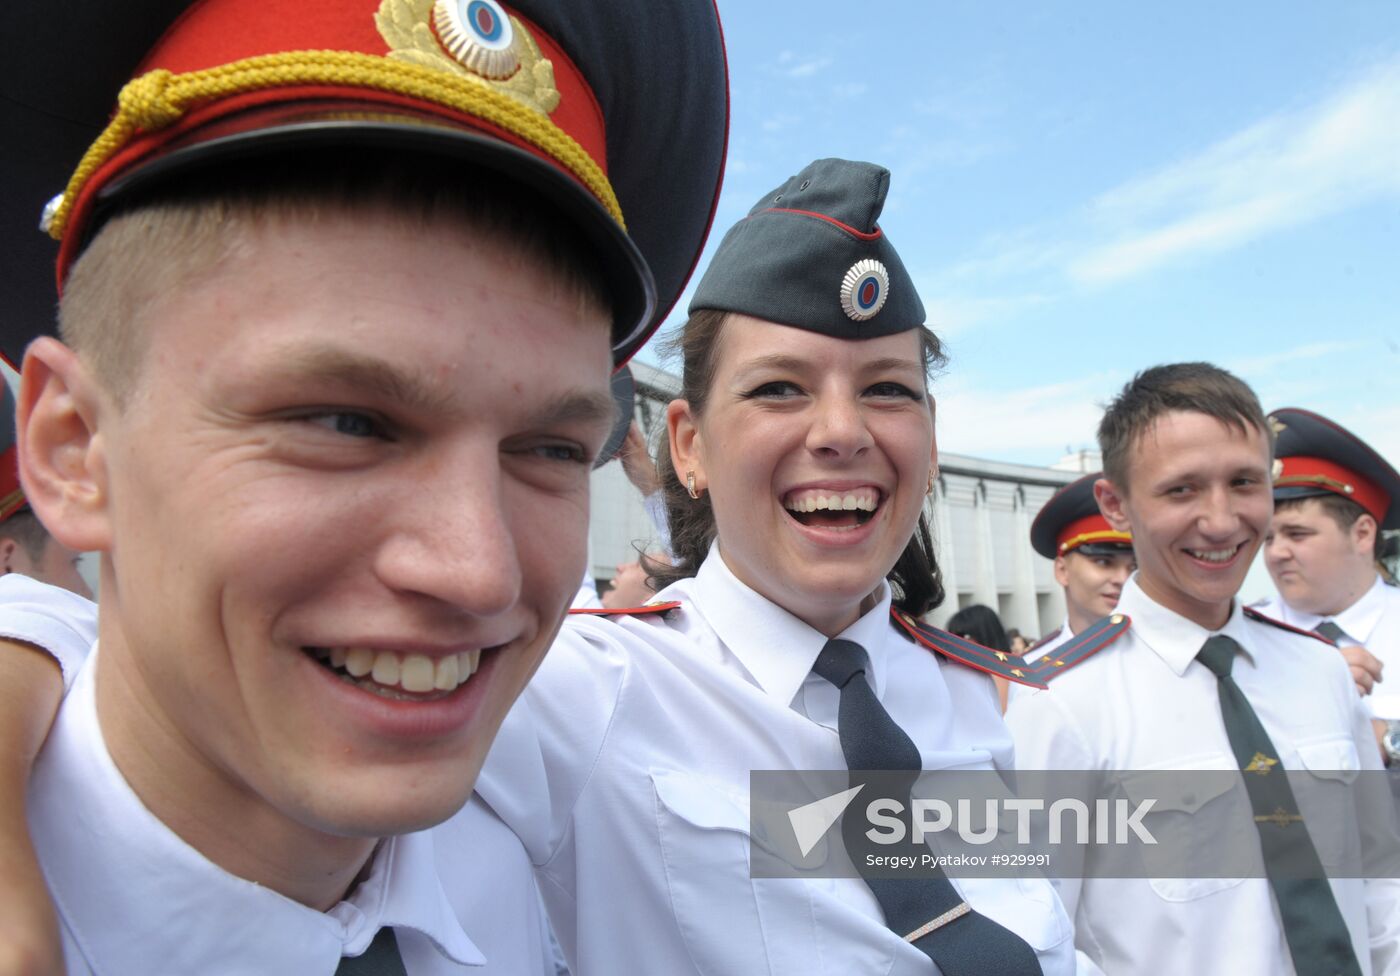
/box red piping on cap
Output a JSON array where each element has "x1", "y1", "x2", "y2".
[{"x1": 759, "y1": 207, "x2": 882, "y2": 241}]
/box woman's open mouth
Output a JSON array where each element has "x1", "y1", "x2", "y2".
[{"x1": 781, "y1": 487, "x2": 882, "y2": 530}]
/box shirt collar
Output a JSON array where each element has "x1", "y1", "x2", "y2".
[
  {"x1": 693, "y1": 544, "x2": 894, "y2": 706},
  {"x1": 1116, "y1": 575, "x2": 1258, "y2": 678},
  {"x1": 1329, "y1": 574, "x2": 1389, "y2": 643},
  {"x1": 31, "y1": 648, "x2": 484, "y2": 973}
]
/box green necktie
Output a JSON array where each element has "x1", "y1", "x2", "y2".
[
  {"x1": 1196, "y1": 634, "x2": 1362, "y2": 976},
  {"x1": 335, "y1": 927, "x2": 409, "y2": 976}
]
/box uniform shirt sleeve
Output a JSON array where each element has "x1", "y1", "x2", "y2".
[{"x1": 0, "y1": 574, "x2": 98, "y2": 692}]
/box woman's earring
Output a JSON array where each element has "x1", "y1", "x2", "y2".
[
  {"x1": 926, "y1": 470, "x2": 936, "y2": 496},
  {"x1": 686, "y1": 470, "x2": 702, "y2": 500}
]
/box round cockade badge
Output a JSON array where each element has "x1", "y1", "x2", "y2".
[
  {"x1": 839, "y1": 258, "x2": 890, "y2": 322},
  {"x1": 434, "y1": 0, "x2": 520, "y2": 79}
]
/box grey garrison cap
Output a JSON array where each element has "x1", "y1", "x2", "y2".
[{"x1": 689, "y1": 158, "x2": 926, "y2": 338}]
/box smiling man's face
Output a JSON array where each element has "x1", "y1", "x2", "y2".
[
  {"x1": 1097, "y1": 410, "x2": 1272, "y2": 630},
  {"x1": 25, "y1": 204, "x2": 614, "y2": 874}
]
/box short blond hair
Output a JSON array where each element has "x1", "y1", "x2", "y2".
[{"x1": 59, "y1": 150, "x2": 612, "y2": 401}]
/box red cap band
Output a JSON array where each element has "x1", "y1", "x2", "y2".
[
  {"x1": 1276, "y1": 455, "x2": 1390, "y2": 522},
  {"x1": 52, "y1": 0, "x2": 611, "y2": 289},
  {"x1": 1056, "y1": 513, "x2": 1131, "y2": 554}
]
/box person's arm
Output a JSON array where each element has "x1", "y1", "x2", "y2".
[{"x1": 0, "y1": 639, "x2": 65, "y2": 976}]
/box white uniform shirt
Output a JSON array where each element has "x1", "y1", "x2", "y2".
[
  {"x1": 1258, "y1": 576, "x2": 1400, "y2": 720},
  {"x1": 4, "y1": 567, "x2": 1080, "y2": 974},
  {"x1": 478, "y1": 546, "x2": 1080, "y2": 975},
  {"x1": 9, "y1": 586, "x2": 556, "y2": 975},
  {"x1": 1005, "y1": 576, "x2": 1400, "y2": 976}
]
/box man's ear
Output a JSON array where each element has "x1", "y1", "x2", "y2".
[
  {"x1": 666, "y1": 399, "x2": 705, "y2": 495},
  {"x1": 1352, "y1": 513, "x2": 1378, "y2": 556},
  {"x1": 17, "y1": 338, "x2": 112, "y2": 553},
  {"x1": 1052, "y1": 554, "x2": 1070, "y2": 589},
  {"x1": 1094, "y1": 477, "x2": 1132, "y2": 533}
]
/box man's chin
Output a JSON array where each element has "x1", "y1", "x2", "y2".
[{"x1": 314, "y1": 786, "x2": 478, "y2": 838}]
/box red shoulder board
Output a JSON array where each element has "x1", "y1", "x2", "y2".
[
  {"x1": 1027, "y1": 626, "x2": 1063, "y2": 654},
  {"x1": 569, "y1": 601, "x2": 681, "y2": 618},
  {"x1": 1242, "y1": 606, "x2": 1333, "y2": 644},
  {"x1": 891, "y1": 610, "x2": 1048, "y2": 689},
  {"x1": 1024, "y1": 614, "x2": 1131, "y2": 683}
]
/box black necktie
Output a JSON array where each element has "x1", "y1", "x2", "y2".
[
  {"x1": 1314, "y1": 620, "x2": 1348, "y2": 644},
  {"x1": 1196, "y1": 635, "x2": 1362, "y2": 976},
  {"x1": 812, "y1": 638, "x2": 1042, "y2": 974},
  {"x1": 336, "y1": 927, "x2": 409, "y2": 976}
]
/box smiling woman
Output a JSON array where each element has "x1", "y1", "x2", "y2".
[
  {"x1": 467, "y1": 158, "x2": 1078, "y2": 974},
  {"x1": 651, "y1": 306, "x2": 947, "y2": 635}
]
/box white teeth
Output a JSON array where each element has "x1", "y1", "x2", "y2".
[
  {"x1": 371, "y1": 653, "x2": 400, "y2": 686},
  {"x1": 783, "y1": 488, "x2": 880, "y2": 514},
  {"x1": 346, "y1": 648, "x2": 374, "y2": 677},
  {"x1": 433, "y1": 654, "x2": 460, "y2": 691},
  {"x1": 400, "y1": 654, "x2": 435, "y2": 693},
  {"x1": 323, "y1": 645, "x2": 486, "y2": 694},
  {"x1": 1189, "y1": 547, "x2": 1239, "y2": 563}
]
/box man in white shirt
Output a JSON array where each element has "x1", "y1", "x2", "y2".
[
  {"x1": 1005, "y1": 362, "x2": 1400, "y2": 975},
  {"x1": 1256, "y1": 407, "x2": 1400, "y2": 765},
  {"x1": 0, "y1": 0, "x2": 727, "y2": 971},
  {"x1": 1025, "y1": 471, "x2": 1135, "y2": 661}
]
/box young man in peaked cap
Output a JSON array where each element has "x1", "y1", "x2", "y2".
[
  {"x1": 1006, "y1": 363, "x2": 1400, "y2": 975},
  {"x1": 1026, "y1": 471, "x2": 1135, "y2": 660},
  {"x1": 0, "y1": 0, "x2": 726, "y2": 971},
  {"x1": 1257, "y1": 407, "x2": 1400, "y2": 765}
]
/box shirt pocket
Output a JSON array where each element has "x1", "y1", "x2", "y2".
[
  {"x1": 650, "y1": 768, "x2": 895, "y2": 976},
  {"x1": 1121, "y1": 755, "x2": 1251, "y2": 902},
  {"x1": 1292, "y1": 736, "x2": 1362, "y2": 870}
]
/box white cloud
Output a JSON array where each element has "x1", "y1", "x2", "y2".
[
  {"x1": 926, "y1": 55, "x2": 1400, "y2": 310},
  {"x1": 920, "y1": 293, "x2": 1051, "y2": 335},
  {"x1": 1070, "y1": 57, "x2": 1400, "y2": 284},
  {"x1": 933, "y1": 373, "x2": 1114, "y2": 462},
  {"x1": 782, "y1": 56, "x2": 832, "y2": 79},
  {"x1": 1224, "y1": 340, "x2": 1367, "y2": 378}
]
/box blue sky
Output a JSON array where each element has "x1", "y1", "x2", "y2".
[{"x1": 637, "y1": 1, "x2": 1400, "y2": 469}]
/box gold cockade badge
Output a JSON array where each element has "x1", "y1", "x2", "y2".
[{"x1": 376, "y1": 0, "x2": 561, "y2": 115}]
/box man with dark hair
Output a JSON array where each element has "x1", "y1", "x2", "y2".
[
  {"x1": 1006, "y1": 362, "x2": 1399, "y2": 975},
  {"x1": 0, "y1": 384, "x2": 90, "y2": 598},
  {"x1": 1257, "y1": 408, "x2": 1400, "y2": 766}
]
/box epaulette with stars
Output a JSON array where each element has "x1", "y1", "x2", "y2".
[
  {"x1": 891, "y1": 609, "x2": 1048, "y2": 689},
  {"x1": 1241, "y1": 606, "x2": 1334, "y2": 644},
  {"x1": 1021, "y1": 613, "x2": 1132, "y2": 683},
  {"x1": 568, "y1": 601, "x2": 681, "y2": 618}
]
